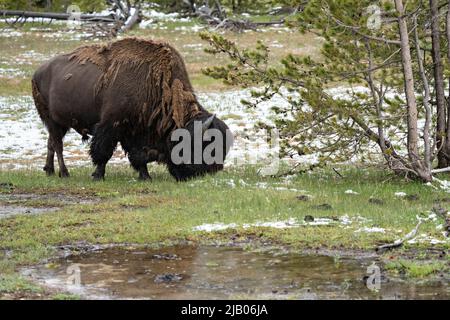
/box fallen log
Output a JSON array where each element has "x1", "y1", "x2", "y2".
[
  {"x1": 121, "y1": 7, "x2": 141, "y2": 33},
  {"x1": 0, "y1": 10, "x2": 117, "y2": 23}
]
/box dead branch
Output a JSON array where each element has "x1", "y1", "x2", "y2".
[
  {"x1": 376, "y1": 217, "x2": 424, "y2": 253},
  {"x1": 0, "y1": 10, "x2": 117, "y2": 23}
]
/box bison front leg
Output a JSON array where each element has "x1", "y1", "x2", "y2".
[
  {"x1": 120, "y1": 138, "x2": 154, "y2": 181},
  {"x1": 90, "y1": 125, "x2": 117, "y2": 181},
  {"x1": 128, "y1": 150, "x2": 151, "y2": 181},
  {"x1": 137, "y1": 164, "x2": 151, "y2": 181}
]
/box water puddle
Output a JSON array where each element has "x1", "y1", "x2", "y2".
[
  {"x1": 0, "y1": 193, "x2": 97, "y2": 219},
  {"x1": 0, "y1": 205, "x2": 57, "y2": 219},
  {"x1": 0, "y1": 193, "x2": 96, "y2": 204},
  {"x1": 22, "y1": 246, "x2": 449, "y2": 300}
]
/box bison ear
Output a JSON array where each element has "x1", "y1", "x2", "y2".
[{"x1": 202, "y1": 114, "x2": 216, "y2": 132}]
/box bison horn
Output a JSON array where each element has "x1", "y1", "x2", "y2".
[{"x1": 202, "y1": 114, "x2": 216, "y2": 131}]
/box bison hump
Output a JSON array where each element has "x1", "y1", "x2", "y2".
[{"x1": 68, "y1": 37, "x2": 200, "y2": 137}]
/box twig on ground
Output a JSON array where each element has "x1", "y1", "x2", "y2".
[
  {"x1": 333, "y1": 168, "x2": 344, "y2": 179},
  {"x1": 376, "y1": 216, "x2": 426, "y2": 253}
]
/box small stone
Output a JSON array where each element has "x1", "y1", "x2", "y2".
[
  {"x1": 405, "y1": 194, "x2": 419, "y2": 201},
  {"x1": 369, "y1": 198, "x2": 385, "y2": 205},
  {"x1": 304, "y1": 215, "x2": 315, "y2": 222},
  {"x1": 154, "y1": 273, "x2": 183, "y2": 283},
  {"x1": 312, "y1": 204, "x2": 332, "y2": 211},
  {"x1": 296, "y1": 195, "x2": 310, "y2": 202},
  {"x1": 152, "y1": 254, "x2": 181, "y2": 260}
]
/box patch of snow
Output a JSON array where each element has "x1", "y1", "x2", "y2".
[
  {"x1": 355, "y1": 227, "x2": 386, "y2": 233},
  {"x1": 238, "y1": 179, "x2": 249, "y2": 187},
  {"x1": 244, "y1": 218, "x2": 299, "y2": 229},
  {"x1": 193, "y1": 223, "x2": 238, "y2": 232},
  {"x1": 0, "y1": 68, "x2": 27, "y2": 79},
  {"x1": 395, "y1": 192, "x2": 407, "y2": 197},
  {"x1": 433, "y1": 179, "x2": 450, "y2": 193},
  {"x1": 193, "y1": 215, "x2": 377, "y2": 232},
  {"x1": 226, "y1": 179, "x2": 236, "y2": 188},
  {"x1": 407, "y1": 234, "x2": 448, "y2": 245},
  {"x1": 344, "y1": 190, "x2": 359, "y2": 195}
]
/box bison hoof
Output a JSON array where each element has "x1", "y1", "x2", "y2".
[
  {"x1": 59, "y1": 171, "x2": 70, "y2": 178},
  {"x1": 92, "y1": 173, "x2": 104, "y2": 181},
  {"x1": 43, "y1": 166, "x2": 55, "y2": 176},
  {"x1": 138, "y1": 175, "x2": 152, "y2": 181}
]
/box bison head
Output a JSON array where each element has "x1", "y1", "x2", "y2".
[{"x1": 167, "y1": 113, "x2": 233, "y2": 181}]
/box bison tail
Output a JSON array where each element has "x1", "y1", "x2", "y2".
[{"x1": 31, "y1": 79, "x2": 51, "y2": 127}]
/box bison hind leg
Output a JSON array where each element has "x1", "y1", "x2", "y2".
[
  {"x1": 46, "y1": 123, "x2": 69, "y2": 178},
  {"x1": 43, "y1": 137, "x2": 55, "y2": 176},
  {"x1": 90, "y1": 124, "x2": 118, "y2": 181}
]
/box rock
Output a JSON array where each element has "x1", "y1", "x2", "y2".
[
  {"x1": 0, "y1": 182, "x2": 14, "y2": 191},
  {"x1": 152, "y1": 253, "x2": 181, "y2": 260},
  {"x1": 405, "y1": 194, "x2": 419, "y2": 201},
  {"x1": 434, "y1": 197, "x2": 450, "y2": 203},
  {"x1": 154, "y1": 273, "x2": 183, "y2": 283},
  {"x1": 369, "y1": 198, "x2": 385, "y2": 205},
  {"x1": 296, "y1": 195, "x2": 311, "y2": 202},
  {"x1": 304, "y1": 215, "x2": 315, "y2": 222},
  {"x1": 312, "y1": 204, "x2": 332, "y2": 211}
]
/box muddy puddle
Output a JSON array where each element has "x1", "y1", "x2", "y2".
[
  {"x1": 0, "y1": 193, "x2": 97, "y2": 219},
  {"x1": 0, "y1": 205, "x2": 57, "y2": 219},
  {"x1": 22, "y1": 246, "x2": 449, "y2": 300}
]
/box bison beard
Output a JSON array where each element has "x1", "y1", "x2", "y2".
[{"x1": 32, "y1": 37, "x2": 231, "y2": 181}]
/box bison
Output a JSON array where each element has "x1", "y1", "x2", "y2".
[{"x1": 32, "y1": 38, "x2": 232, "y2": 181}]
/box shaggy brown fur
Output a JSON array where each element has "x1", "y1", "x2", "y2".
[
  {"x1": 32, "y1": 37, "x2": 230, "y2": 181},
  {"x1": 69, "y1": 38, "x2": 202, "y2": 137}
]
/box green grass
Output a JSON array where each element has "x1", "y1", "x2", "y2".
[
  {"x1": 385, "y1": 259, "x2": 447, "y2": 278},
  {"x1": 0, "y1": 274, "x2": 42, "y2": 294},
  {"x1": 1, "y1": 19, "x2": 449, "y2": 298},
  {"x1": 0, "y1": 19, "x2": 321, "y2": 96},
  {"x1": 0, "y1": 165, "x2": 448, "y2": 268},
  {"x1": 51, "y1": 293, "x2": 81, "y2": 300}
]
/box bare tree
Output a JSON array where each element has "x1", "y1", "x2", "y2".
[
  {"x1": 429, "y1": 0, "x2": 448, "y2": 168},
  {"x1": 389, "y1": 0, "x2": 431, "y2": 181}
]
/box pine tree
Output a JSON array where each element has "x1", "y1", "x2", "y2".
[{"x1": 201, "y1": 0, "x2": 450, "y2": 182}]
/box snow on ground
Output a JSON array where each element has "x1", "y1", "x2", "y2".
[
  {"x1": 0, "y1": 68, "x2": 27, "y2": 79},
  {"x1": 0, "y1": 96, "x2": 130, "y2": 170},
  {"x1": 0, "y1": 88, "x2": 311, "y2": 170},
  {"x1": 193, "y1": 215, "x2": 383, "y2": 232},
  {"x1": 3, "y1": 86, "x2": 450, "y2": 188},
  {"x1": 193, "y1": 213, "x2": 450, "y2": 245},
  {"x1": 0, "y1": 27, "x2": 101, "y2": 42}
]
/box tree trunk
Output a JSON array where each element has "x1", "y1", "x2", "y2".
[
  {"x1": 430, "y1": 0, "x2": 448, "y2": 168},
  {"x1": 446, "y1": 0, "x2": 450, "y2": 166},
  {"x1": 414, "y1": 15, "x2": 432, "y2": 171},
  {"x1": 395, "y1": 0, "x2": 432, "y2": 182}
]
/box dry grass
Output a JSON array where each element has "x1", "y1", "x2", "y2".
[{"x1": 0, "y1": 22, "x2": 322, "y2": 95}]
